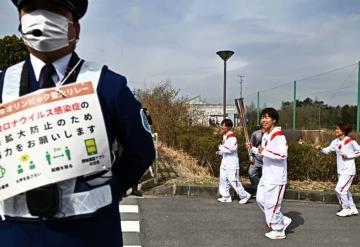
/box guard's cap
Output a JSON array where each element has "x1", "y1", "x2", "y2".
[{"x1": 11, "y1": 0, "x2": 88, "y2": 20}]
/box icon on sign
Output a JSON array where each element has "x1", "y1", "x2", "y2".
[{"x1": 84, "y1": 138, "x2": 98, "y2": 156}]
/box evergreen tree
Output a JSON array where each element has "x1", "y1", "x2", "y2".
[{"x1": 0, "y1": 35, "x2": 28, "y2": 70}]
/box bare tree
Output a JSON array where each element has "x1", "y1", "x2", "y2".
[{"x1": 134, "y1": 80, "x2": 194, "y2": 146}]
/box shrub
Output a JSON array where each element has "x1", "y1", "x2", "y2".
[
  {"x1": 175, "y1": 126, "x2": 251, "y2": 177},
  {"x1": 287, "y1": 142, "x2": 338, "y2": 182},
  {"x1": 174, "y1": 126, "x2": 360, "y2": 183},
  {"x1": 134, "y1": 81, "x2": 204, "y2": 146},
  {"x1": 175, "y1": 126, "x2": 221, "y2": 176}
]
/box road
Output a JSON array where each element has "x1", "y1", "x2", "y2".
[{"x1": 138, "y1": 196, "x2": 360, "y2": 247}]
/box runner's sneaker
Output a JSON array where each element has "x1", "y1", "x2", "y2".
[
  {"x1": 217, "y1": 197, "x2": 232, "y2": 203},
  {"x1": 239, "y1": 192, "x2": 251, "y2": 204},
  {"x1": 350, "y1": 207, "x2": 359, "y2": 216},
  {"x1": 282, "y1": 216, "x2": 292, "y2": 233},
  {"x1": 336, "y1": 208, "x2": 352, "y2": 217},
  {"x1": 265, "y1": 230, "x2": 286, "y2": 240}
]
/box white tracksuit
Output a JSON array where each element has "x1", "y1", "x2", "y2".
[
  {"x1": 252, "y1": 127, "x2": 288, "y2": 231},
  {"x1": 218, "y1": 131, "x2": 248, "y2": 199},
  {"x1": 321, "y1": 137, "x2": 360, "y2": 209}
]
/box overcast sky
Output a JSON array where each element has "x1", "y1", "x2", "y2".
[{"x1": 1, "y1": 0, "x2": 360, "y2": 105}]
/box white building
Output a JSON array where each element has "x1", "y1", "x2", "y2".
[{"x1": 187, "y1": 96, "x2": 239, "y2": 126}]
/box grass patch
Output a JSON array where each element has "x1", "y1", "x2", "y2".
[{"x1": 288, "y1": 180, "x2": 360, "y2": 193}]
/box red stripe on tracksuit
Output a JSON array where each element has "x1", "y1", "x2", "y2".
[
  {"x1": 223, "y1": 133, "x2": 237, "y2": 149},
  {"x1": 267, "y1": 149, "x2": 286, "y2": 158},
  {"x1": 269, "y1": 185, "x2": 284, "y2": 229},
  {"x1": 264, "y1": 131, "x2": 284, "y2": 148},
  {"x1": 270, "y1": 131, "x2": 284, "y2": 141},
  {"x1": 344, "y1": 138, "x2": 353, "y2": 145},
  {"x1": 226, "y1": 133, "x2": 235, "y2": 139},
  {"x1": 222, "y1": 144, "x2": 237, "y2": 150},
  {"x1": 340, "y1": 176, "x2": 354, "y2": 192},
  {"x1": 273, "y1": 185, "x2": 284, "y2": 213},
  {"x1": 339, "y1": 138, "x2": 353, "y2": 150},
  {"x1": 235, "y1": 169, "x2": 238, "y2": 187}
]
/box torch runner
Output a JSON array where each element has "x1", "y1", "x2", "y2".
[{"x1": 235, "y1": 98, "x2": 254, "y2": 163}]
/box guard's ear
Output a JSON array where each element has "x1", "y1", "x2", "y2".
[{"x1": 74, "y1": 22, "x2": 80, "y2": 40}]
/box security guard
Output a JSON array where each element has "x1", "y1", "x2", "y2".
[{"x1": 0, "y1": 0, "x2": 155, "y2": 246}]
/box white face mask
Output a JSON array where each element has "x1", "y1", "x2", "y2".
[{"x1": 20, "y1": 9, "x2": 75, "y2": 52}]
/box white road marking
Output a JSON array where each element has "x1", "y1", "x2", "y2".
[
  {"x1": 121, "y1": 221, "x2": 140, "y2": 232},
  {"x1": 119, "y1": 205, "x2": 139, "y2": 213}
]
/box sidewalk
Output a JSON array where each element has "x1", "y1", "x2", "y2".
[{"x1": 145, "y1": 183, "x2": 360, "y2": 205}]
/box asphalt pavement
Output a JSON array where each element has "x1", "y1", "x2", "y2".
[{"x1": 138, "y1": 196, "x2": 360, "y2": 247}]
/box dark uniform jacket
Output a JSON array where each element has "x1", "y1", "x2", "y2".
[{"x1": 0, "y1": 53, "x2": 155, "y2": 247}]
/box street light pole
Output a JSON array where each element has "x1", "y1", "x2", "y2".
[{"x1": 217, "y1": 50, "x2": 234, "y2": 119}]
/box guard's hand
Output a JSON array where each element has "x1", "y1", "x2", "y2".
[{"x1": 258, "y1": 147, "x2": 264, "y2": 154}]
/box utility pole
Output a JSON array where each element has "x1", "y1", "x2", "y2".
[
  {"x1": 357, "y1": 61, "x2": 360, "y2": 132},
  {"x1": 238, "y1": 74, "x2": 245, "y2": 99}
]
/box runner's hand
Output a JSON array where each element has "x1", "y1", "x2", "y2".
[{"x1": 246, "y1": 143, "x2": 252, "y2": 150}]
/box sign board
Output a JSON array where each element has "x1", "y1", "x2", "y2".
[{"x1": 0, "y1": 81, "x2": 110, "y2": 200}]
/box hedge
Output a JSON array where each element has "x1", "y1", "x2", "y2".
[{"x1": 174, "y1": 126, "x2": 359, "y2": 184}]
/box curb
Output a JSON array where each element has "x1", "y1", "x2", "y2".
[{"x1": 145, "y1": 184, "x2": 360, "y2": 205}]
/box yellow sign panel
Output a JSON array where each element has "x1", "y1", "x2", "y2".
[{"x1": 85, "y1": 138, "x2": 98, "y2": 155}]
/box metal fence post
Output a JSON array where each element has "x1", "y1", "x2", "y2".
[
  {"x1": 257, "y1": 91, "x2": 260, "y2": 125},
  {"x1": 357, "y1": 61, "x2": 360, "y2": 132},
  {"x1": 293, "y1": 80, "x2": 297, "y2": 130}
]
